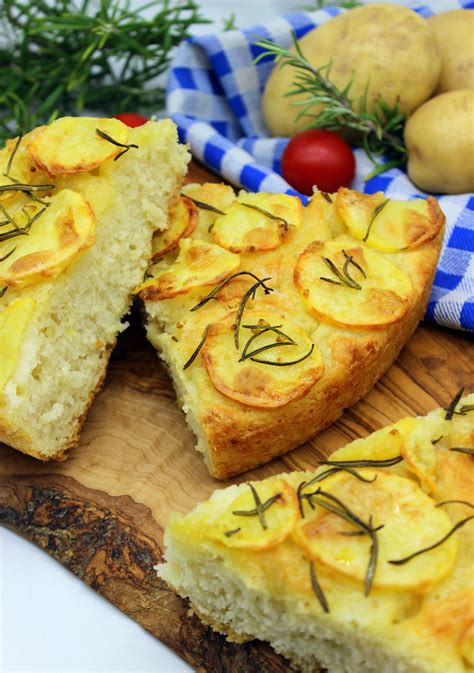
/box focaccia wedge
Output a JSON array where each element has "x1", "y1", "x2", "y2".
[
  {"x1": 158, "y1": 393, "x2": 474, "y2": 673},
  {"x1": 140, "y1": 183, "x2": 444, "y2": 478},
  {"x1": 0, "y1": 116, "x2": 189, "y2": 460}
]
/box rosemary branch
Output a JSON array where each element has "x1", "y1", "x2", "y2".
[{"x1": 254, "y1": 34, "x2": 407, "y2": 178}]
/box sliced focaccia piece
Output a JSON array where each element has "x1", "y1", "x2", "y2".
[
  {"x1": 0, "y1": 116, "x2": 189, "y2": 460},
  {"x1": 159, "y1": 395, "x2": 474, "y2": 673},
  {"x1": 142, "y1": 182, "x2": 444, "y2": 478}
]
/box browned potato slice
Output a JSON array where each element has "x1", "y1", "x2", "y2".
[
  {"x1": 212, "y1": 192, "x2": 303, "y2": 253},
  {"x1": 203, "y1": 478, "x2": 300, "y2": 551},
  {"x1": 293, "y1": 471, "x2": 458, "y2": 592},
  {"x1": 336, "y1": 188, "x2": 444, "y2": 252},
  {"x1": 151, "y1": 196, "x2": 198, "y2": 260},
  {"x1": 28, "y1": 117, "x2": 130, "y2": 174},
  {"x1": 0, "y1": 189, "x2": 95, "y2": 289},
  {"x1": 294, "y1": 237, "x2": 413, "y2": 329},
  {"x1": 138, "y1": 239, "x2": 240, "y2": 301},
  {"x1": 202, "y1": 311, "x2": 324, "y2": 408}
]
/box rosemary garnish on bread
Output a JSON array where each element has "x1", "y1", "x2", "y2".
[
  {"x1": 320, "y1": 249, "x2": 366, "y2": 290},
  {"x1": 187, "y1": 196, "x2": 226, "y2": 216},
  {"x1": 363, "y1": 199, "x2": 389, "y2": 242},
  {"x1": 241, "y1": 202, "x2": 290, "y2": 231},
  {"x1": 95, "y1": 129, "x2": 139, "y2": 161},
  {"x1": 232, "y1": 483, "x2": 283, "y2": 531}
]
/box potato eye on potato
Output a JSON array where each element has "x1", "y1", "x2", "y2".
[
  {"x1": 336, "y1": 188, "x2": 444, "y2": 252},
  {"x1": 28, "y1": 117, "x2": 130, "y2": 174},
  {"x1": 202, "y1": 478, "x2": 300, "y2": 551},
  {"x1": 293, "y1": 471, "x2": 458, "y2": 592},
  {"x1": 151, "y1": 195, "x2": 198, "y2": 260},
  {"x1": 212, "y1": 192, "x2": 303, "y2": 253},
  {"x1": 202, "y1": 310, "x2": 324, "y2": 408},
  {"x1": 138, "y1": 238, "x2": 240, "y2": 301},
  {"x1": 294, "y1": 237, "x2": 413, "y2": 329},
  {"x1": 0, "y1": 189, "x2": 96, "y2": 289}
]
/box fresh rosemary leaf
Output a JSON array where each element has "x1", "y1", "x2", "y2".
[
  {"x1": 240, "y1": 324, "x2": 295, "y2": 362},
  {"x1": 460, "y1": 404, "x2": 474, "y2": 415},
  {"x1": 297, "y1": 467, "x2": 377, "y2": 518},
  {"x1": 250, "y1": 342, "x2": 314, "y2": 366},
  {"x1": 445, "y1": 388, "x2": 464, "y2": 420},
  {"x1": 320, "y1": 456, "x2": 403, "y2": 469},
  {"x1": 436, "y1": 500, "x2": 474, "y2": 509},
  {"x1": 190, "y1": 271, "x2": 273, "y2": 312},
  {"x1": 363, "y1": 200, "x2": 389, "y2": 243},
  {"x1": 183, "y1": 324, "x2": 210, "y2": 371},
  {"x1": 431, "y1": 435, "x2": 444, "y2": 445},
  {"x1": 187, "y1": 197, "x2": 226, "y2": 216},
  {"x1": 234, "y1": 277, "x2": 273, "y2": 349},
  {"x1": 239, "y1": 340, "x2": 294, "y2": 362},
  {"x1": 309, "y1": 562, "x2": 330, "y2": 613},
  {"x1": 389, "y1": 516, "x2": 474, "y2": 566},
  {"x1": 320, "y1": 192, "x2": 332, "y2": 203},
  {"x1": 240, "y1": 203, "x2": 289, "y2": 230},
  {"x1": 0, "y1": 183, "x2": 54, "y2": 194},
  {"x1": 343, "y1": 249, "x2": 366, "y2": 279},
  {"x1": 232, "y1": 483, "x2": 282, "y2": 531},
  {"x1": 450, "y1": 447, "x2": 474, "y2": 456},
  {"x1": 223, "y1": 527, "x2": 241, "y2": 537},
  {"x1": 0, "y1": 286, "x2": 7, "y2": 298},
  {"x1": 320, "y1": 252, "x2": 363, "y2": 290},
  {"x1": 0, "y1": 246, "x2": 17, "y2": 263},
  {"x1": 4, "y1": 133, "x2": 23, "y2": 178},
  {"x1": 96, "y1": 129, "x2": 138, "y2": 161},
  {"x1": 242, "y1": 323, "x2": 295, "y2": 344}
]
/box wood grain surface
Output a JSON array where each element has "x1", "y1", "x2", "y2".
[{"x1": 0, "y1": 162, "x2": 473, "y2": 673}]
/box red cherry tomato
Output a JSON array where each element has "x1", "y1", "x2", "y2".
[
  {"x1": 281, "y1": 129, "x2": 355, "y2": 195},
  {"x1": 113, "y1": 113, "x2": 149, "y2": 128}
]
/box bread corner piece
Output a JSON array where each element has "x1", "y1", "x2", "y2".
[
  {"x1": 0, "y1": 117, "x2": 190, "y2": 460},
  {"x1": 158, "y1": 395, "x2": 474, "y2": 673}
]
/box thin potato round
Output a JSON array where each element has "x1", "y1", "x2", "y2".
[
  {"x1": 138, "y1": 238, "x2": 240, "y2": 301},
  {"x1": 293, "y1": 471, "x2": 458, "y2": 591},
  {"x1": 0, "y1": 189, "x2": 96, "y2": 289},
  {"x1": 0, "y1": 128, "x2": 49, "y2": 203},
  {"x1": 294, "y1": 238, "x2": 413, "y2": 329},
  {"x1": 212, "y1": 193, "x2": 303, "y2": 253},
  {"x1": 182, "y1": 182, "x2": 236, "y2": 235},
  {"x1": 28, "y1": 117, "x2": 130, "y2": 174},
  {"x1": 336, "y1": 188, "x2": 444, "y2": 252},
  {"x1": 205, "y1": 479, "x2": 300, "y2": 551},
  {"x1": 202, "y1": 311, "x2": 324, "y2": 409},
  {"x1": 151, "y1": 196, "x2": 198, "y2": 260}
]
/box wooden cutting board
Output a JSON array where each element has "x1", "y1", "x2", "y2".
[{"x1": 0, "y1": 161, "x2": 472, "y2": 673}]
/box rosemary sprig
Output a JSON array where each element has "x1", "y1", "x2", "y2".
[
  {"x1": 0, "y1": 286, "x2": 7, "y2": 298},
  {"x1": 239, "y1": 324, "x2": 295, "y2": 362},
  {"x1": 309, "y1": 562, "x2": 330, "y2": 613},
  {"x1": 187, "y1": 197, "x2": 226, "y2": 216},
  {"x1": 363, "y1": 200, "x2": 389, "y2": 243},
  {"x1": 436, "y1": 500, "x2": 474, "y2": 509},
  {"x1": 320, "y1": 249, "x2": 365, "y2": 290},
  {"x1": 250, "y1": 343, "x2": 314, "y2": 366},
  {"x1": 0, "y1": 183, "x2": 54, "y2": 194},
  {"x1": 183, "y1": 324, "x2": 211, "y2": 371},
  {"x1": 320, "y1": 192, "x2": 332, "y2": 203},
  {"x1": 96, "y1": 129, "x2": 138, "y2": 161},
  {"x1": 389, "y1": 516, "x2": 474, "y2": 566},
  {"x1": 233, "y1": 277, "x2": 273, "y2": 349},
  {"x1": 4, "y1": 133, "x2": 23, "y2": 178},
  {"x1": 0, "y1": 1, "x2": 209, "y2": 141},
  {"x1": 444, "y1": 388, "x2": 464, "y2": 420},
  {"x1": 232, "y1": 484, "x2": 282, "y2": 531},
  {"x1": 239, "y1": 340, "x2": 294, "y2": 362},
  {"x1": 0, "y1": 205, "x2": 46, "y2": 242},
  {"x1": 241, "y1": 203, "x2": 290, "y2": 231},
  {"x1": 431, "y1": 435, "x2": 444, "y2": 445},
  {"x1": 297, "y1": 466, "x2": 376, "y2": 518},
  {"x1": 319, "y1": 456, "x2": 403, "y2": 469},
  {"x1": 223, "y1": 527, "x2": 241, "y2": 537},
  {"x1": 0, "y1": 246, "x2": 17, "y2": 263},
  {"x1": 254, "y1": 34, "x2": 407, "y2": 177},
  {"x1": 450, "y1": 447, "x2": 474, "y2": 456},
  {"x1": 190, "y1": 271, "x2": 273, "y2": 312}
]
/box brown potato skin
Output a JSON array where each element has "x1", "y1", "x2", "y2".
[
  {"x1": 262, "y1": 3, "x2": 441, "y2": 137},
  {"x1": 427, "y1": 10, "x2": 474, "y2": 94},
  {"x1": 405, "y1": 89, "x2": 474, "y2": 195}
]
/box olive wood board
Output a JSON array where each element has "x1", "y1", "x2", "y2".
[{"x1": 0, "y1": 161, "x2": 473, "y2": 673}]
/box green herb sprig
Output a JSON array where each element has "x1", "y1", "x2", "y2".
[
  {"x1": 254, "y1": 34, "x2": 407, "y2": 178},
  {"x1": 232, "y1": 483, "x2": 282, "y2": 531},
  {"x1": 95, "y1": 129, "x2": 138, "y2": 161},
  {"x1": 320, "y1": 249, "x2": 366, "y2": 290},
  {"x1": 0, "y1": 0, "x2": 208, "y2": 142},
  {"x1": 309, "y1": 562, "x2": 330, "y2": 613}
]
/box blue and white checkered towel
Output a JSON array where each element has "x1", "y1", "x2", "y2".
[{"x1": 167, "y1": 3, "x2": 474, "y2": 332}]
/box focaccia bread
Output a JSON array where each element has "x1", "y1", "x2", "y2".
[
  {"x1": 0, "y1": 117, "x2": 189, "y2": 460},
  {"x1": 158, "y1": 393, "x2": 474, "y2": 673},
  {"x1": 141, "y1": 182, "x2": 444, "y2": 478}
]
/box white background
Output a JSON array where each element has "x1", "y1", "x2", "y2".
[{"x1": 0, "y1": 4, "x2": 309, "y2": 673}]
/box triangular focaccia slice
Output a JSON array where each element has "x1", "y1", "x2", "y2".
[
  {"x1": 158, "y1": 395, "x2": 474, "y2": 673},
  {"x1": 141, "y1": 184, "x2": 444, "y2": 478},
  {"x1": 0, "y1": 117, "x2": 189, "y2": 460}
]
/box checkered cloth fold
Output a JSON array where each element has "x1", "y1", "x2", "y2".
[{"x1": 167, "y1": 2, "x2": 474, "y2": 331}]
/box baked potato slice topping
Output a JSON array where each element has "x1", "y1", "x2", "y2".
[
  {"x1": 401, "y1": 414, "x2": 450, "y2": 493},
  {"x1": 293, "y1": 471, "x2": 458, "y2": 591},
  {"x1": 0, "y1": 296, "x2": 36, "y2": 390},
  {"x1": 203, "y1": 478, "x2": 300, "y2": 551},
  {"x1": 27, "y1": 117, "x2": 130, "y2": 174},
  {"x1": 151, "y1": 195, "x2": 198, "y2": 260},
  {"x1": 212, "y1": 192, "x2": 303, "y2": 253},
  {"x1": 336, "y1": 188, "x2": 444, "y2": 252},
  {"x1": 201, "y1": 311, "x2": 324, "y2": 408},
  {"x1": 0, "y1": 128, "x2": 50, "y2": 203},
  {"x1": 294, "y1": 237, "x2": 413, "y2": 329},
  {"x1": 138, "y1": 238, "x2": 240, "y2": 301},
  {"x1": 0, "y1": 189, "x2": 96, "y2": 289}
]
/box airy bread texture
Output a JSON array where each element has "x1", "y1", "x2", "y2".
[
  {"x1": 159, "y1": 395, "x2": 474, "y2": 673},
  {"x1": 0, "y1": 118, "x2": 189, "y2": 459},
  {"x1": 143, "y1": 184, "x2": 444, "y2": 479}
]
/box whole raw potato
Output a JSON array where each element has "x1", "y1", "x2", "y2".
[
  {"x1": 405, "y1": 89, "x2": 474, "y2": 194},
  {"x1": 262, "y1": 3, "x2": 441, "y2": 137},
  {"x1": 427, "y1": 9, "x2": 474, "y2": 93}
]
